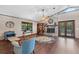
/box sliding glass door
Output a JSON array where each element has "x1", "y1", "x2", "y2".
[
  {"x1": 58, "y1": 22, "x2": 66, "y2": 37},
  {"x1": 58, "y1": 20, "x2": 75, "y2": 38},
  {"x1": 66, "y1": 21, "x2": 75, "y2": 37}
]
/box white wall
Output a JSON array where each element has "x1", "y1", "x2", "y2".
[
  {"x1": 55, "y1": 11, "x2": 79, "y2": 38},
  {"x1": 0, "y1": 15, "x2": 37, "y2": 37}
]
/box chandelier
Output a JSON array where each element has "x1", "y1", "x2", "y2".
[
  {"x1": 41, "y1": 9, "x2": 49, "y2": 20},
  {"x1": 39, "y1": 8, "x2": 57, "y2": 27}
]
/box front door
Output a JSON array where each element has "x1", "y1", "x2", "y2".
[{"x1": 58, "y1": 20, "x2": 75, "y2": 38}]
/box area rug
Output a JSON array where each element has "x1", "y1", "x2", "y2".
[{"x1": 36, "y1": 36, "x2": 55, "y2": 43}]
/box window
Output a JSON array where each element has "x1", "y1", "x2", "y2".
[
  {"x1": 21, "y1": 22, "x2": 32, "y2": 33},
  {"x1": 63, "y1": 7, "x2": 79, "y2": 13}
]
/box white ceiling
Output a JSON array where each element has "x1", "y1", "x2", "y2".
[{"x1": 0, "y1": 5, "x2": 69, "y2": 21}]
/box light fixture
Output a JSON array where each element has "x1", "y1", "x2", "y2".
[
  {"x1": 39, "y1": 7, "x2": 56, "y2": 22},
  {"x1": 40, "y1": 9, "x2": 49, "y2": 20}
]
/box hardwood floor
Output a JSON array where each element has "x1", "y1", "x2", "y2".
[
  {"x1": 35, "y1": 37, "x2": 79, "y2": 54},
  {"x1": 0, "y1": 40, "x2": 14, "y2": 54},
  {"x1": 1, "y1": 37, "x2": 79, "y2": 54}
]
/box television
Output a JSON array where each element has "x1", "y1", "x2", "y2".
[{"x1": 47, "y1": 28, "x2": 55, "y2": 33}]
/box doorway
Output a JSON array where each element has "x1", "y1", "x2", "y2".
[{"x1": 58, "y1": 20, "x2": 75, "y2": 38}]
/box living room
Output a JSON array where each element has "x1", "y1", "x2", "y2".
[{"x1": 0, "y1": 5, "x2": 79, "y2": 54}]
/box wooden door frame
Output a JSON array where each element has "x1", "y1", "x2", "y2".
[{"x1": 58, "y1": 20, "x2": 75, "y2": 38}]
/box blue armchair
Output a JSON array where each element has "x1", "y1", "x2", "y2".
[
  {"x1": 22, "y1": 38, "x2": 35, "y2": 54},
  {"x1": 14, "y1": 38, "x2": 36, "y2": 54}
]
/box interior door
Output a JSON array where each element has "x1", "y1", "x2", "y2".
[{"x1": 58, "y1": 20, "x2": 75, "y2": 38}]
